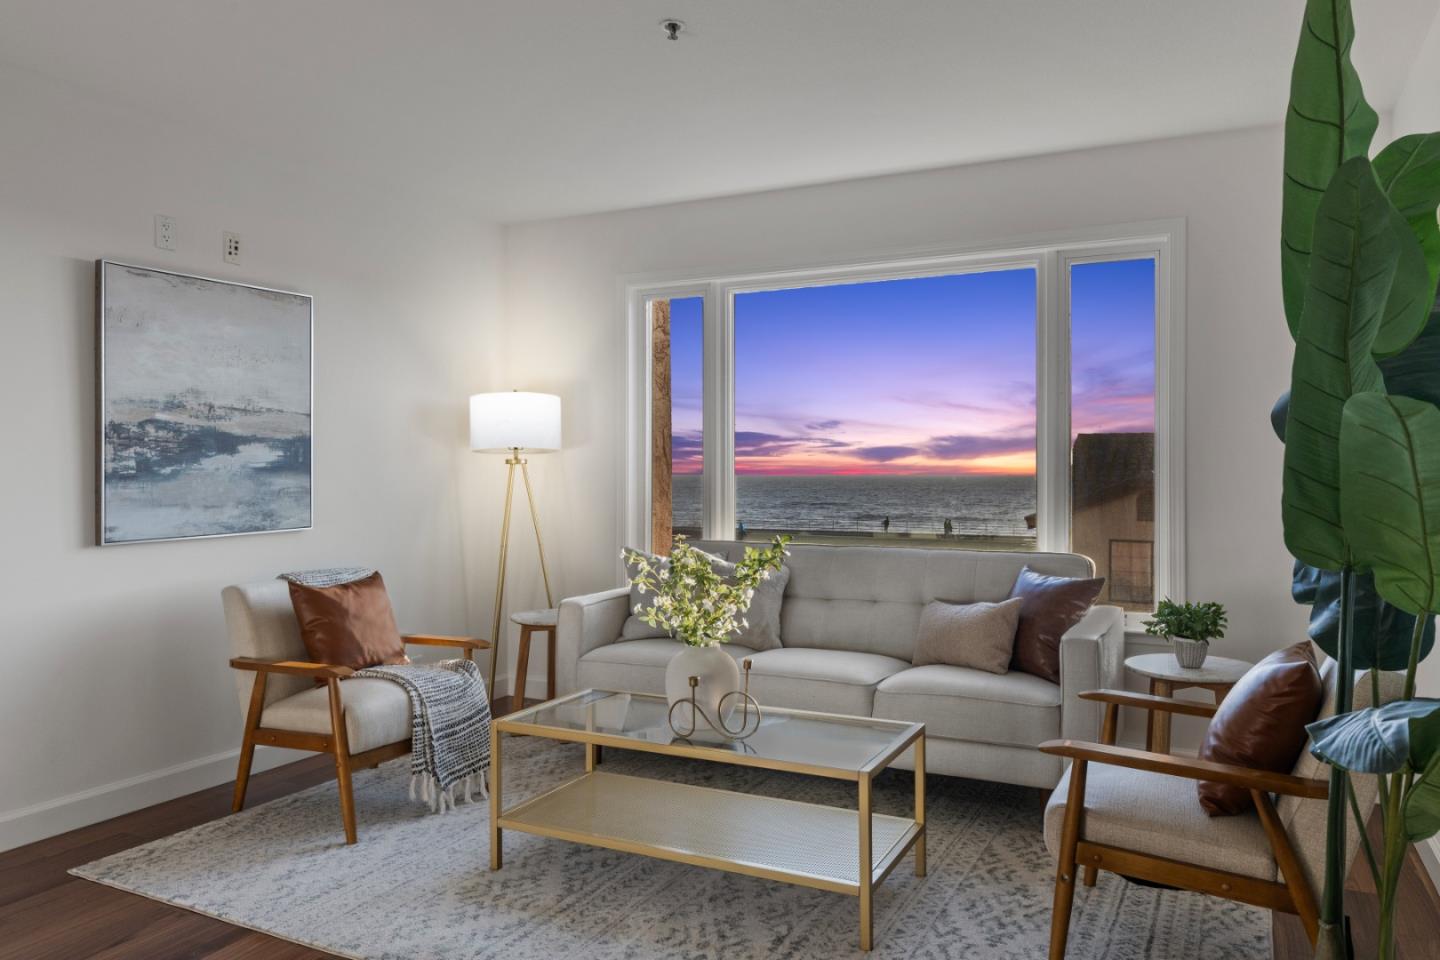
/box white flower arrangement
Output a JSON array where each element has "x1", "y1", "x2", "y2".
[{"x1": 623, "y1": 535, "x2": 789, "y2": 648}]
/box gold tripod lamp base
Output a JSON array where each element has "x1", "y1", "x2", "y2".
[{"x1": 487, "y1": 449, "x2": 554, "y2": 695}]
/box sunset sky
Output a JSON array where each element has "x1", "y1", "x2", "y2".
[{"x1": 669, "y1": 258, "x2": 1154, "y2": 476}]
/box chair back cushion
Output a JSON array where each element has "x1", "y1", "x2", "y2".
[
  {"x1": 692, "y1": 541, "x2": 1093, "y2": 662},
  {"x1": 1196, "y1": 640, "x2": 1324, "y2": 815},
  {"x1": 222, "y1": 580, "x2": 312, "y2": 714},
  {"x1": 1278, "y1": 655, "x2": 1403, "y2": 897}
]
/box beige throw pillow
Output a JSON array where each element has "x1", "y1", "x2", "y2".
[{"x1": 913, "y1": 598, "x2": 1024, "y2": 673}]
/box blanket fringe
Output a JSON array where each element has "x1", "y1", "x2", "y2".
[{"x1": 410, "y1": 771, "x2": 488, "y2": 813}]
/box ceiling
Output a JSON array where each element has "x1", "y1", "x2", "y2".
[{"x1": 2, "y1": 1, "x2": 1435, "y2": 223}]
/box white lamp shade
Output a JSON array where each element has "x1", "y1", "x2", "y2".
[{"x1": 469, "y1": 392, "x2": 561, "y2": 452}]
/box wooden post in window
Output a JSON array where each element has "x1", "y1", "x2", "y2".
[{"x1": 651, "y1": 299, "x2": 673, "y2": 554}]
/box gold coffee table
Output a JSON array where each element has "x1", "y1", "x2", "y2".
[{"x1": 490, "y1": 689, "x2": 926, "y2": 951}]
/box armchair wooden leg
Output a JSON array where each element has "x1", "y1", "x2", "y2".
[
  {"x1": 1254, "y1": 789, "x2": 1320, "y2": 946},
  {"x1": 327, "y1": 677, "x2": 358, "y2": 845},
  {"x1": 232, "y1": 671, "x2": 267, "y2": 813},
  {"x1": 1049, "y1": 759, "x2": 1089, "y2": 960},
  {"x1": 1082, "y1": 865, "x2": 1098, "y2": 887}
]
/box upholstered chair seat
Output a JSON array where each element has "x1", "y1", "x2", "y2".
[
  {"x1": 1045, "y1": 761, "x2": 1277, "y2": 880},
  {"x1": 261, "y1": 680, "x2": 413, "y2": 755}
]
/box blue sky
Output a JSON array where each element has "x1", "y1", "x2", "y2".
[{"x1": 668, "y1": 258, "x2": 1154, "y2": 475}]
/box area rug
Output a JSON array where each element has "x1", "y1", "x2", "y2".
[{"x1": 73, "y1": 737, "x2": 1270, "y2": 959}]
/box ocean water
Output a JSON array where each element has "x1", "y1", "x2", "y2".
[{"x1": 672, "y1": 474, "x2": 1036, "y2": 538}]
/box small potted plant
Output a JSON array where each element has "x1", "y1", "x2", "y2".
[{"x1": 1143, "y1": 599, "x2": 1228, "y2": 669}]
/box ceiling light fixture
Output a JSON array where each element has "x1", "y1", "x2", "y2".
[{"x1": 660, "y1": 18, "x2": 685, "y2": 41}]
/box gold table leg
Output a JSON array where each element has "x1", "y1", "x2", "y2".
[
  {"x1": 859, "y1": 772, "x2": 873, "y2": 951},
  {"x1": 915, "y1": 733, "x2": 927, "y2": 877},
  {"x1": 489, "y1": 722, "x2": 502, "y2": 871}
]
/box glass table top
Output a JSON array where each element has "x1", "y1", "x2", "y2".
[{"x1": 499, "y1": 689, "x2": 920, "y2": 775}]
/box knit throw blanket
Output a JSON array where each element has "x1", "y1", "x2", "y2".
[{"x1": 354, "y1": 659, "x2": 492, "y2": 813}]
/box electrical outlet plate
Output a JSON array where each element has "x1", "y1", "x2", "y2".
[
  {"x1": 223, "y1": 231, "x2": 241, "y2": 265},
  {"x1": 154, "y1": 215, "x2": 176, "y2": 251}
]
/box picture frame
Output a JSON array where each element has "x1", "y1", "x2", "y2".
[{"x1": 96, "y1": 260, "x2": 313, "y2": 545}]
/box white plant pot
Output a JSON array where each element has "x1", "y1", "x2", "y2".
[
  {"x1": 665, "y1": 644, "x2": 741, "y2": 738},
  {"x1": 1172, "y1": 636, "x2": 1209, "y2": 669}
]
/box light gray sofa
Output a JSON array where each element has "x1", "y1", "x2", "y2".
[{"x1": 556, "y1": 542, "x2": 1124, "y2": 789}]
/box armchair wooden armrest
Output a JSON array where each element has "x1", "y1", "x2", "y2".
[
  {"x1": 1079, "y1": 689, "x2": 1219, "y2": 719},
  {"x1": 1039, "y1": 739, "x2": 1329, "y2": 799},
  {"x1": 229, "y1": 657, "x2": 355, "y2": 680},
  {"x1": 402, "y1": 634, "x2": 491, "y2": 650}
]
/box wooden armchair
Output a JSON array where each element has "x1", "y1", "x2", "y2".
[
  {"x1": 222, "y1": 582, "x2": 490, "y2": 845},
  {"x1": 1038, "y1": 656, "x2": 1395, "y2": 959}
]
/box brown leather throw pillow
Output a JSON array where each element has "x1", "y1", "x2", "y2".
[
  {"x1": 1007, "y1": 567, "x2": 1105, "y2": 683},
  {"x1": 1196, "y1": 640, "x2": 1324, "y2": 816},
  {"x1": 287, "y1": 571, "x2": 409, "y2": 671}
]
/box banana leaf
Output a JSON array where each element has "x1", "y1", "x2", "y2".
[
  {"x1": 1291, "y1": 563, "x2": 1436, "y2": 670},
  {"x1": 1282, "y1": 157, "x2": 1392, "y2": 572},
  {"x1": 1281, "y1": 0, "x2": 1378, "y2": 338},
  {"x1": 1408, "y1": 755, "x2": 1440, "y2": 842},
  {"x1": 1375, "y1": 133, "x2": 1440, "y2": 331},
  {"x1": 1277, "y1": 301, "x2": 1440, "y2": 665},
  {"x1": 1307, "y1": 699, "x2": 1440, "y2": 773},
  {"x1": 1340, "y1": 394, "x2": 1440, "y2": 615}
]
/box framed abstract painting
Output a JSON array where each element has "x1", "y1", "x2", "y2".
[{"x1": 96, "y1": 261, "x2": 313, "y2": 545}]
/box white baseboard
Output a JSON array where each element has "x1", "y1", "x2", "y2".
[{"x1": 0, "y1": 745, "x2": 302, "y2": 853}]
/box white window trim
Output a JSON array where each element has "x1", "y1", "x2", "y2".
[{"x1": 620, "y1": 219, "x2": 1186, "y2": 619}]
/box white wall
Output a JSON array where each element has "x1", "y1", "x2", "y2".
[
  {"x1": 0, "y1": 63, "x2": 504, "y2": 849},
  {"x1": 501, "y1": 123, "x2": 1309, "y2": 716}
]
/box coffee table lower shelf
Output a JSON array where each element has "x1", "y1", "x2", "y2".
[{"x1": 495, "y1": 770, "x2": 923, "y2": 921}]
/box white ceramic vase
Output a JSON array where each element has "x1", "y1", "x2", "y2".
[
  {"x1": 665, "y1": 643, "x2": 741, "y2": 736},
  {"x1": 1172, "y1": 636, "x2": 1209, "y2": 669}
]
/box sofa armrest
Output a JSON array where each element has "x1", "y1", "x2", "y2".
[
  {"x1": 555, "y1": 587, "x2": 631, "y2": 695},
  {"x1": 1058, "y1": 604, "x2": 1125, "y2": 742}
]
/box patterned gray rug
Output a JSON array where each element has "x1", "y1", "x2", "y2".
[{"x1": 73, "y1": 737, "x2": 1270, "y2": 959}]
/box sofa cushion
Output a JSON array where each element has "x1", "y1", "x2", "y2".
[
  {"x1": 873, "y1": 665, "x2": 1061, "y2": 746},
  {"x1": 1045, "y1": 761, "x2": 1276, "y2": 881},
  {"x1": 261, "y1": 678, "x2": 412, "y2": 754},
  {"x1": 694, "y1": 541, "x2": 1095, "y2": 661},
  {"x1": 577, "y1": 639, "x2": 757, "y2": 695},
  {"x1": 744, "y1": 648, "x2": 911, "y2": 716},
  {"x1": 1008, "y1": 566, "x2": 1105, "y2": 683},
  {"x1": 913, "y1": 598, "x2": 1023, "y2": 673}
]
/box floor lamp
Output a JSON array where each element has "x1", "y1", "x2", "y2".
[{"x1": 470, "y1": 391, "x2": 560, "y2": 693}]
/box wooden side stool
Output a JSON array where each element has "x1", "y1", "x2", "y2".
[{"x1": 510, "y1": 608, "x2": 558, "y2": 706}]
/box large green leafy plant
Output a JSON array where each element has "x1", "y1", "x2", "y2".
[{"x1": 1277, "y1": 3, "x2": 1440, "y2": 957}]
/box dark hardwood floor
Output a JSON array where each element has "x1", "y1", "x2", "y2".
[{"x1": 3, "y1": 694, "x2": 1437, "y2": 959}]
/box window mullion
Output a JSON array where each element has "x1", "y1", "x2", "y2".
[
  {"x1": 702, "y1": 282, "x2": 734, "y2": 540},
  {"x1": 1036, "y1": 250, "x2": 1070, "y2": 554}
]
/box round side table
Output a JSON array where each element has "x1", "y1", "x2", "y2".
[
  {"x1": 1123, "y1": 652, "x2": 1251, "y2": 754},
  {"x1": 510, "y1": 608, "x2": 558, "y2": 706}
]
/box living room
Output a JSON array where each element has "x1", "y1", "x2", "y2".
[{"x1": 4, "y1": 2, "x2": 1440, "y2": 958}]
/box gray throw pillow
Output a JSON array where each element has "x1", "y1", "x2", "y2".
[
  {"x1": 912, "y1": 597, "x2": 1024, "y2": 673},
  {"x1": 620, "y1": 548, "x2": 789, "y2": 651},
  {"x1": 621, "y1": 550, "x2": 671, "y2": 641}
]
